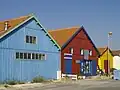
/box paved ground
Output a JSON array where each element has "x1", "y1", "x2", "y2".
[{"x1": 4, "y1": 80, "x2": 120, "y2": 90}]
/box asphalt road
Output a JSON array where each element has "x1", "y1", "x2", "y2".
[{"x1": 7, "y1": 80, "x2": 120, "y2": 90}]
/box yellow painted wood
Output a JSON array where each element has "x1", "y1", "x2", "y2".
[{"x1": 98, "y1": 49, "x2": 113, "y2": 72}]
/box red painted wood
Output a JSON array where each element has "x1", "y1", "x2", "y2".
[
  {"x1": 104, "y1": 60, "x2": 108, "y2": 73},
  {"x1": 61, "y1": 29, "x2": 98, "y2": 75}
]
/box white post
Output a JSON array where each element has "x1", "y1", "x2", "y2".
[
  {"x1": 108, "y1": 34, "x2": 110, "y2": 74},
  {"x1": 108, "y1": 32, "x2": 112, "y2": 74}
]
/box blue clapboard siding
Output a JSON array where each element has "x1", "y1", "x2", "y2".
[{"x1": 0, "y1": 18, "x2": 60, "y2": 81}]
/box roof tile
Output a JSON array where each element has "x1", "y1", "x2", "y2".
[
  {"x1": 48, "y1": 27, "x2": 80, "y2": 47},
  {"x1": 0, "y1": 15, "x2": 31, "y2": 37}
]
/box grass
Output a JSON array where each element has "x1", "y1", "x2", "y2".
[{"x1": 31, "y1": 76, "x2": 46, "y2": 83}]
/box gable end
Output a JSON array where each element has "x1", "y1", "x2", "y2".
[
  {"x1": 61, "y1": 26, "x2": 100, "y2": 56},
  {"x1": 0, "y1": 14, "x2": 61, "y2": 51}
]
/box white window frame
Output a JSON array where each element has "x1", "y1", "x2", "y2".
[
  {"x1": 80, "y1": 49, "x2": 84, "y2": 55},
  {"x1": 89, "y1": 50, "x2": 92, "y2": 56},
  {"x1": 70, "y1": 48, "x2": 74, "y2": 54}
]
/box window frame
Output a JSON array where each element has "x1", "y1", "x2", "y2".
[
  {"x1": 80, "y1": 48, "x2": 84, "y2": 56},
  {"x1": 32, "y1": 53, "x2": 35, "y2": 59},
  {"x1": 69, "y1": 47, "x2": 74, "y2": 54},
  {"x1": 89, "y1": 49, "x2": 92, "y2": 56},
  {"x1": 28, "y1": 53, "x2": 31, "y2": 59},
  {"x1": 25, "y1": 35, "x2": 37, "y2": 44},
  {"x1": 20, "y1": 53, "x2": 24, "y2": 59},
  {"x1": 24, "y1": 53, "x2": 27, "y2": 59},
  {"x1": 26, "y1": 35, "x2": 30, "y2": 43},
  {"x1": 16, "y1": 52, "x2": 46, "y2": 60},
  {"x1": 16, "y1": 52, "x2": 20, "y2": 59}
]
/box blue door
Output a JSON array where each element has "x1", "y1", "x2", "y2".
[
  {"x1": 64, "y1": 53, "x2": 72, "y2": 74},
  {"x1": 91, "y1": 60, "x2": 97, "y2": 76},
  {"x1": 65, "y1": 59, "x2": 72, "y2": 74},
  {"x1": 80, "y1": 60, "x2": 92, "y2": 76}
]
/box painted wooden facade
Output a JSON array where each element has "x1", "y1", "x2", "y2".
[
  {"x1": 49, "y1": 27, "x2": 99, "y2": 76},
  {"x1": 98, "y1": 47, "x2": 113, "y2": 73},
  {"x1": 112, "y1": 50, "x2": 120, "y2": 70},
  {"x1": 0, "y1": 14, "x2": 61, "y2": 82}
]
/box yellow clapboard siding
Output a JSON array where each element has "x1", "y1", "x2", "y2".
[{"x1": 98, "y1": 49, "x2": 113, "y2": 73}]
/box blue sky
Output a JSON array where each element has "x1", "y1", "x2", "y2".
[{"x1": 0, "y1": 0, "x2": 120, "y2": 50}]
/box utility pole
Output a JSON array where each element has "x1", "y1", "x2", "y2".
[{"x1": 108, "y1": 32, "x2": 112, "y2": 75}]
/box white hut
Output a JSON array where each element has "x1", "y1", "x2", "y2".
[{"x1": 112, "y1": 50, "x2": 120, "y2": 70}]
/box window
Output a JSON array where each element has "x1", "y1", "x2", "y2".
[
  {"x1": 30, "y1": 36, "x2": 32, "y2": 43},
  {"x1": 36, "y1": 53, "x2": 39, "y2": 59},
  {"x1": 32, "y1": 53, "x2": 35, "y2": 59},
  {"x1": 89, "y1": 50, "x2": 92, "y2": 56},
  {"x1": 80, "y1": 49, "x2": 84, "y2": 55},
  {"x1": 39, "y1": 54, "x2": 42, "y2": 60},
  {"x1": 41, "y1": 54, "x2": 46, "y2": 60},
  {"x1": 69, "y1": 48, "x2": 73, "y2": 54},
  {"x1": 28, "y1": 53, "x2": 31, "y2": 59},
  {"x1": 16, "y1": 52, "x2": 19, "y2": 59},
  {"x1": 20, "y1": 53, "x2": 24, "y2": 59},
  {"x1": 24, "y1": 53, "x2": 27, "y2": 59},
  {"x1": 26, "y1": 35, "x2": 36, "y2": 44},
  {"x1": 84, "y1": 50, "x2": 89, "y2": 60},
  {"x1": 16, "y1": 52, "x2": 46, "y2": 60},
  {"x1": 26, "y1": 35, "x2": 29, "y2": 43},
  {"x1": 33, "y1": 37, "x2": 36, "y2": 44}
]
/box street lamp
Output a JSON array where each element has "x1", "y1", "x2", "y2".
[{"x1": 108, "y1": 32, "x2": 112, "y2": 74}]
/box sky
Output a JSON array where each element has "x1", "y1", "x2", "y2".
[{"x1": 0, "y1": 0, "x2": 120, "y2": 50}]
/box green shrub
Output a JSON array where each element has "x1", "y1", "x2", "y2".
[
  {"x1": 5, "y1": 80, "x2": 17, "y2": 85},
  {"x1": 32, "y1": 76, "x2": 45, "y2": 83},
  {"x1": 17, "y1": 81, "x2": 25, "y2": 84},
  {"x1": 4, "y1": 84, "x2": 9, "y2": 88},
  {"x1": 4, "y1": 80, "x2": 25, "y2": 85}
]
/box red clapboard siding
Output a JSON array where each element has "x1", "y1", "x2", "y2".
[{"x1": 62, "y1": 28, "x2": 99, "y2": 75}]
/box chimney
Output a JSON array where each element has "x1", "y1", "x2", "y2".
[{"x1": 4, "y1": 21, "x2": 9, "y2": 31}]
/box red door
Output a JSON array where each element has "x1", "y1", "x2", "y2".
[{"x1": 104, "y1": 60, "x2": 108, "y2": 73}]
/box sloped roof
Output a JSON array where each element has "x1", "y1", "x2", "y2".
[
  {"x1": 48, "y1": 27, "x2": 80, "y2": 47},
  {"x1": 97, "y1": 47, "x2": 113, "y2": 56},
  {"x1": 0, "y1": 14, "x2": 61, "y2": 50},
  {"x1": 112, "y1": 50, "x2": 120, "y2": 56},
  {"x1": 49, "y1": 26, "x2": 100, "y2": 56},
  {"x1": 0, "y1": 15, "x2": 31, "y2": 36},
  {"x1": 98, "y1": 47, "x2": 106, "y2": 55}
]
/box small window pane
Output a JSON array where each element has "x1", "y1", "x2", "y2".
[
  {"x1": 33, "y1": 37, "x2": 36, "y2": 44},
  {"x1": 41, "y1": 54, "x2": 46, "y2": 60},
  {"x1": 16, "y1": 52, "x2": 19, "y2": 59},
  {"x1": 20, "y1": 53, "x2": 24, "y2": 59},
  {"x1": 26, "y1": 35, "x2": 29, "y2": 43},
  {"x1": 70, "y1": 48, "x2": 73, "y2": 54},
  {"x1": 80, "y1": 49, "x2": 84, "y2": 55},
  {"x1": 30, "y1": 36, "x2": 32, "y2": 43},
  {"x1": 36, "y1": 53, "x2": 39, "y2": 59},
  {"x1": 39, "y1": 54, "x2": 42, "y2": 60},
  {"x1": 24, "y1": 53, "x2": 27, "y2": 59},
  {"x1": 28, "y1": 53, "x2": 31, "y2": 59},
  {"x1": 32, "y1": 53, "x2": 35, "y2": 59},
  {"x1": 89, "y1": 50, "x2": 92, "y2": 56}
]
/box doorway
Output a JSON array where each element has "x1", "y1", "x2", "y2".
[{"x1": 104, "y1": 60, "x2": 108, "y2": 74}]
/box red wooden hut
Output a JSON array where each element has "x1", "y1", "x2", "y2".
[{"x1": 49, "y1": 26, "x2": 99, "y2": 76}]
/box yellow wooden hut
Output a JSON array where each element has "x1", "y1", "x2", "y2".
[{"x1": 98, "y1": 47, "x2": 113, "y2": 74}]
